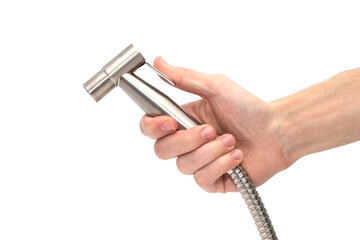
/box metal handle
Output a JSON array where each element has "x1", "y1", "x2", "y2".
[{"x1": 120, "y1": 73, "x2": 201, "y2": 129}]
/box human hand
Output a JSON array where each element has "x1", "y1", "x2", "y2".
[{"x1": 140, "y1": 57, "x2": 288, "y2": 193}]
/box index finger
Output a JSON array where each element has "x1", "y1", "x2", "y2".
[{"x1": 140, "y1": 115, "x2": 178, "y2": 139}]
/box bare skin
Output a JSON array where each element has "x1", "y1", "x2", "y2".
[{"x1": 140, "y1": 57, "x2": 360, "y2": 193}]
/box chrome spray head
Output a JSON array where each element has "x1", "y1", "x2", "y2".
[{"x1": 83, "y1": 44, "x2": 173, "y2": 102}]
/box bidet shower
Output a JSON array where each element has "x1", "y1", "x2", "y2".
[{"x1": 83, "y1": 44, "x2": 278, "y2": 239}]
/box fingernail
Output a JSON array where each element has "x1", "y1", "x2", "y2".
[
  {"x1": 231, "y1": 150, "x2": 243, "y2": 160},
  {"x1": 161, "y1": 121, "x2": 176, "y2": 132},
  {"x1": 222, "y1": 135, "x2": 235, "y2": 147},
  {"x1": 200, "y1": 127, "x2": 214, "y2": 140}
]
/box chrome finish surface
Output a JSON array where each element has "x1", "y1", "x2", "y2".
[
  {"x1": 120, "y1": 73, "x2": 200, "y2": 129},
  {"x1": 103, "y1": 44, "x2": 145, "y2": 84},
  {"x1": 83, "y1": 44, "x2": 145, "y2": 101},
  {"x1": 83, "y1": 70, "x2": 116, "y2": 102}
]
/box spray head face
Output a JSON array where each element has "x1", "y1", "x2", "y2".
[{"x1": 83, "y1": 44, "x2": 145, "y2": 102}]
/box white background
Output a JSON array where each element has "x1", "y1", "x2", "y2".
[{"x1": 0, "y1": 1, "x2": 359, "y2": 239}]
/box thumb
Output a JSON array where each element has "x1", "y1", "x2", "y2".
[{"x1": 153, "y1": 56, "x2": 221, "y2": 98}]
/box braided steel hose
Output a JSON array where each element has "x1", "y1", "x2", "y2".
[{"x1": 228, "y1": 166, "x2": 278, "y2": 240}]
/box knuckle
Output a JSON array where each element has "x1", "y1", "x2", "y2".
[
  {"x1": 147, "y1": 126, "x2": 157, "y2": 139},
  {"x1": 218, "y1": 157, "x2": 228, "y2": 169},
  {"x1": 175, "y1": 130, "x2": 195, "y2": 151},
  {"x1": 174, "y1": 69, "x2": 186, "y2": 87},
  {"x1": 204, "y1": 188, "x2": 213, "y2": 193},
  {"x1": 229, "y1": 156, "x2": 240, "y2": 167},
  {"x1": 184, "y1": 127, "x2": 206, "y2": 148},
  {"x1": 220, "y1": 156, "x2": 234, "y2": 171},
  {"x1": 154, "y1": 141, "x2": 167, "y2": 160},
  {"x1": 139, "y1": 118, "x2": 149, "y2": 136},
  {"x1": 178, "y1": 71, "x2": 186, "y2": 82},
  {"x1": 140, "y1": 117, "x2": 156, "y2": 138},
  {"x1": 205, "y1": 74, "x2": 231, "y2": 97},
  {"x1": 194, "y1": 172, "x2": 208, "y2": 188},
  {"x1": 214, "y1": 74, "x2": 230, "y2": 81},
  {"x1": 176, "y1": 157, "x2": 192, "y2": 175},
  {"x1": 139, "y1": 121, "x2": 146, "y2": 136},
  {"x1": 142, "y1": 115, "x2": 151, "y2": 127},
  {"x1": 182, "y1": 133, "x2": 194, "y2": 149}
]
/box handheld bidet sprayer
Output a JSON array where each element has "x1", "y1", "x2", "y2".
[{"x1": 83, "y1": 44, "x2": 278, "y2": 240}]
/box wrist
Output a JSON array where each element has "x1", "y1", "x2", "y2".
[
  {"x1": 270, "y1": 100, "x2": 309, "y2": 166},
  {"x1": 270, "y1": 69, "x2": 360, "y2": 166}
]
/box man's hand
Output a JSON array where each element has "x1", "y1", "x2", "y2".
[{"x1": 140, "y1": 57, "x2": 288, "y2": 192}]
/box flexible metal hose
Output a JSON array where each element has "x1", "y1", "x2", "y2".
[{"x1": 227, "y1": 166, "x2": 278, "y2": 240}]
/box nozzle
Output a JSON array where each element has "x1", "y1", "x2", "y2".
[
  {"x1": 83, "y1": 44, "x2": 145, "y2": 102},
  {"x1": 83, "y1": 70, "x2": 115, "y2": 102}
]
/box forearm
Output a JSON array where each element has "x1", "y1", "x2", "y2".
[{"x1": 272, "y1": 68, "x2": 360, "y2": 165}]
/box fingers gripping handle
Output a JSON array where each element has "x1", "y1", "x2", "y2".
[{"x1": 119, "y1": 73, "x2": 277, "y2": 240}]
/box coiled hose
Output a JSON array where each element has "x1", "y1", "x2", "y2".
[{"x1": 227, "y1": 165, "x2": 277, "y2": 239}]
